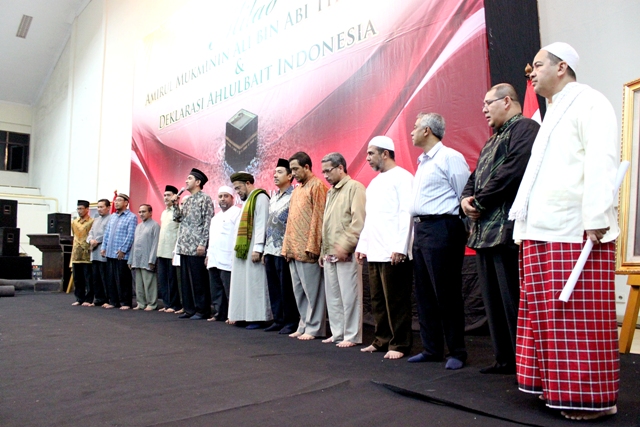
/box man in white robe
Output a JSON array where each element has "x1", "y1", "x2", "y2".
[{"x1": 228, "y1": 172, "x2": 272, "y2": 328}]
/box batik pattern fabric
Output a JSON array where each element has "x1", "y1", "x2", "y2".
[
  {"x1": 174, "y1": 191, "x2": 214, "y2": 256},
  {"x1": 516, "y1": 239, "x2": 619, "y2": 410},
  {"x1": 264, "y1": 186, "x2": 292, "y2": 257},
  {"x1": 71, "y1": 216, "x2": 94, "y2": 264}
]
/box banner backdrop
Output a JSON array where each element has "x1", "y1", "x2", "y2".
[{"x1": 131, "y1": 0, "x2": 491, "y2": 213}]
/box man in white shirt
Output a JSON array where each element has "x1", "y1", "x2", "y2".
[
  {"x1": 408, "y1": 113, "x2": 470, "y2": 370},
  {"x1": 205, "y1": 186, "x2": 241, "y2": 321},
  {"x1": 509, "y1": 42, "x2": 619, "y2": 421},
  {"x1": 355, "y1": 136, "x2": 413, "y2": 360}
]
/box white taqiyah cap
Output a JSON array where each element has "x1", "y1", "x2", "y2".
[
  {"x1": 368, "y1": 135, "x2": 395, "y2": 152},
  {"x1": 218, "y1": 185, "x2": 234, "y2": 196},
  {"x1": 542, "y1": 42, "x2": 579, "y2": 73}
]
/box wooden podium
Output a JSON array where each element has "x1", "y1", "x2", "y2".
[{"x1": 28, "y1": 234, "x2": 72, "y2": 289}]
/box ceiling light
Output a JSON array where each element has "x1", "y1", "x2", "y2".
[{"x1": 16, "y1": 15, "x2": 33, "y2": 39}]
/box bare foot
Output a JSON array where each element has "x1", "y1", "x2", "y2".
[
  {"x1": 298, "y1": 333, "x2": 316, "y2": 341},
  {"x1": 207, "y1": 317, "x2": 217, "y2": 322},
  {"x1": 175, "y1": 309, "x2": 184, "y2": 314},
  {"x1": 289, "y1": 331, "x2": 302, "y2": 338},
  {"x1": 81, "y1": 302, "x2": 92, "y2": 307},
  {"x1": 538, "y1": 394, "x2": 545, "y2": 401},
  {"x1": 133, "y1": 306, "x2": 142, "y2": 310},
  {"x1": 336, "y1": 341, "x2": 357, "y2": 348},
  {"x1": 71, "y1": 302, "x2": 81, "y2": 306},
  {"x1": 103, "y1": 304, "x2": 114, "y2": 309},
  {"x1": 361, "y1": 345, "x2": 378, "y2": 353},
  {"x1": 561, "y1": 406, "x2": 617, "y2": 420},
  {"x1": 165, "y1": 308, "x2": 175, "y2": 313},
  {"x1": 144, "y1": 306, "x2": 155, "y2": 311},
  {"x1": 225, "y1": 319, "x2": 236, "y2": 325},
  {"x1": 384, "y1": 350, "x2": 404, "y2": 360},
  {"x1": 321, "y1": 336, "x2": 334, "y2": 344},
  {"x1": 120, "y1": 306, "x2": 131, "y2": 310},
  {"x1": 87, "y1": 303, "x2": 95, "y2": 307},
  {"x1": 159, "y1": 308, "x2": 166, "y2": 312}
]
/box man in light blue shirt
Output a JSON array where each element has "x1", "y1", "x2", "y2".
[{"x1": 408, "y1": 113, "x2": 470, "y2": 370}]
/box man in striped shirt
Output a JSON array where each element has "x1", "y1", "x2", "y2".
[{"x1": 408, "y1": 113, "x2": 470, "y2": 370}]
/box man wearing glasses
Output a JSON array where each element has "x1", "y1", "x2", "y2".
[
  {"x1": 319, "y1": 152, "x2": 366, "y2": 348},
  {"x1": 461, "y1": 84, "x2": 539, "y2": 374}
]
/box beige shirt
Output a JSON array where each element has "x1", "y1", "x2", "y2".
[
  {"x1": 157, "y1": 206, "x2": 179, "y2": 259},
  {"x1": 321, "y1": 175, "x2": 366, "y2": 256}
]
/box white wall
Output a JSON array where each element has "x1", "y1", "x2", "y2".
[
  {"x1": 538, "y1": 0, "x2": 640, "y2": 320},
  {"x1": 0, "y1": 101, "x2": 32, "y2": 187}
]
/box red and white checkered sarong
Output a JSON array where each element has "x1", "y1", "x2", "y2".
[{"x1": 516, "y1": 239, "x2": 619, "y2": 411}]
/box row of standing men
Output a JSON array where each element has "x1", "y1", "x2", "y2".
[{"x1": 69, "y1": 42, "x2": 620, "y2": 421}]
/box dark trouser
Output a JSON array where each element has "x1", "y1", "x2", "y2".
[
  {"x1": 106, "y1": 257, "x2": 132, "y2": 308},
  {"x1": 72, "y1": 263, "x2": 93, "y2": 304},
  {"x1": 157, "y1": 257, "x2": 182, "y2": 310},
  {"x1": 264, "y1": 254, "x2": 299, "y2": 328},
  {"x1": 368, "y1": 261, "x2": 413, "y2": 354},
  {"x1": 92, "y1": 260, "x2": 108, "y2": 305},
  {"x1": 208, "y1": 267, "x2": 231, "y2": 320},
  {"x1": 412, "y1": 216, "x2": 467, "y2": 361},
  {"x1": 475, "y1": 244, "x2": 520, "y2": 366},
  {"x1": 180, "y1": 255, "x2": 211, "y2": 317}
]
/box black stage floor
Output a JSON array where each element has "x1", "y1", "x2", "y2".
[{"x1": 1, "y1": 293, "x2": 639, "y2": 427}]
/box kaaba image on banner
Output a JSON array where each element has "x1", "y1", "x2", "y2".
[{"x1": 225, "y1": 109, "x2": 258, "y2": 172}]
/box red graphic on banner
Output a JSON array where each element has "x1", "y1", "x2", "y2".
[{"x1": 131, "y1": 0, "x2": 491, "y2": 215}]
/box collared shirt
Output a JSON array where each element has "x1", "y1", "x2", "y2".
[
  {"x1": 264, "y1": 186, "x2": 293, "y2": 257},
  {"x1": 174, "y1": 190, "x2": 214, "y2": 256},
  {"x1": 462, "y1": 114, "x2": 539, "y2": 249},
  {"x1": 157, "y1": 206, "x2": 179, "y2": 259},
  {"x1": 70, "y1": 216, "x2": 93, "y2": 264},
  {"x1": 128, "y1": 218, "x2": 160, "y2": 270},
  {"x1": 101, "y1": 209, "x2": 138, "y2": 260},
  {"x1": 411, "y1": 141, "x2": 470, "y2": 216},
  {"x1": 87, "y1": 213, "x2": 111, "y2": 262},
  {"x1": 321, "y1": 175, "x2": 366, "y2": 257},
  {"x1": 206, "y1": 205, "x2": 241, "y2": 271},
  {"x1": 281, "y1": 175, "x2": 328, "y2": 263},
  {"x1": 355, "y1": 166, "x2": 413, "y2": 262}
]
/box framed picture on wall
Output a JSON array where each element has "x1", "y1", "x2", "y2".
[{"x1": 616, "y1": 77, "x2": 640, "y2": 274}]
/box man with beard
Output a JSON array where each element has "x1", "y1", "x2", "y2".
[
  {"x1": 228, "y1": 172, "x2": 272, "y2": 329},
  {"x1": 101, "y1": 193, "x2": 138, "y2": 309},
  {"x1": 281, "y1": 152, "x2": 328, "y2": 340},
  {"x1": 356, "y1": 136, "x2": 414, "y2": 359},
  {"x1": 263, "y1": 159, "x2": 299, "y2": 334},
  {"x1": 320, "y1": 152, "x2": 366, "y2": 348},
  {"x1": 205, "y1": 186, "x2": 241, "y2": 321},
  {"x1": 172, "y1": 168, "x2": 214, "y2": 320}
]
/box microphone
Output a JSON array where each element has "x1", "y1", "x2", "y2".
[{"x1": 177, "y1": 187, "x2": 186, "y2": 196}]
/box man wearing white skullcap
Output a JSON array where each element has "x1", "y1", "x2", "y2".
[
  {"x1": 509, "y1": 42, "x2": 619, "y2": 420},
  {"x1": 205, "y1": 186, "x2": 241, "y2": 321},
  {"x1": 356, "y1": 136, "x2": 414, "y2": 360}
]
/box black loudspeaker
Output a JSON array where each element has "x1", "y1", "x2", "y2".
[
  {"x1": 0, "y1": 227, "x2": 20, "y2": 256},
  {"x1": 0, "y1": 256, "x2": 32, "y2": 279},
  {"x1": 0, "y1": 199, "x2": 18, "y2": 228},
  {"x1": 48, "y1": 213, "x2": 71, "y2": 235}
]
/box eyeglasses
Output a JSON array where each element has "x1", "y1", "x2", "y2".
[
  {"x1": 321, "y1": 166, "x2": 337, "y2": 175},
  {"x1": 482, "y1": 96, "x2": 506, "y2": 108}
]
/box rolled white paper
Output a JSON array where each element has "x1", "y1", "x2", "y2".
[{"x1": 559, "y1": 160, "x2": 630, "y2": 302}]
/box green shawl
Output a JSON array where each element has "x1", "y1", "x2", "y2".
[{"x1": 234, "y1": 189, "x2": 268, "y2": 259}]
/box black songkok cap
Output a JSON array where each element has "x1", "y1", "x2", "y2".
[
  {"x1": 230, "y1": 171, "x2": 254, "y2": 184},
  {"x1": 165, "y1": 185, "x2": 179, "y2": 194},
  {"x1": 276, "y1": 158, "x2": 290, "y2": 169},
  {"x1": 189, "y1": 168, "x2": 208, "y2": 186},
  {"x1": 77, "y1": 200, "x2": 90, "y2": 208}
]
